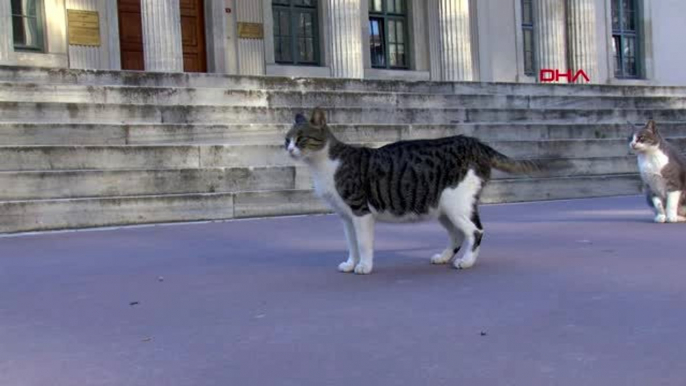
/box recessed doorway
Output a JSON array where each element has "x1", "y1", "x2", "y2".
[{"x1": 117, "y1": 0, "x2": 207, "y2": 72}]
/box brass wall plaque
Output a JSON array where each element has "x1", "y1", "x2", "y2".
[
  {"x1": 238, "y1": 22, "x2": 264, "y2": 39},
  {"x1": 67, "y1": 10, "x2": 101, "y2": 46}
]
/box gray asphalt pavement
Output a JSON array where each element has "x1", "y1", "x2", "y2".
[{"x1": 1, "y1": 196, "x2": 685, "y2": 386}]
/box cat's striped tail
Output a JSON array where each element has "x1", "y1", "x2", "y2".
[{"x1": 482, "y1": 144, "x2": 547, "y2": 175}]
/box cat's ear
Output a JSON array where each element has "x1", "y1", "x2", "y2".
[
  {"x1": 294, "y1": 113, "x2": 307, "y2": 125},
  {"x1": 309, "y1": 108, "x2": 327, "y2": 127},
  {"x1": 646, "y1": 119, "x2": 659, "y2": 135}
]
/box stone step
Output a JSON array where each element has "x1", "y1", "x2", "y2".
[
  {"x1": 2, "y1": 65, "x2": 686, "y2": 97},
  {"x1": 4, "y1": 82, "x2": 686, "y2": 110},
  {"x1": 494, "y1": 157, "x2": 639, "y2": 179},
  {"x1": 2, "y1": 122, "x2": 685, "y2": 146},
  {"x1": 0, "y1": 145, "x2": 205, "y2": 171},
  {"x1": 0, "y1": 192, "x2": 239, "y2": 234},
  {"x1": 0, "y1": 102, "x2": 678, "y2": 124},
  {"x1": 0, "y1": 174, "x2": 642, "y2": 233},
  {"x1": 1, "y1": 139, "x2": 677, "y2": 171},
  {"x1": 0, "y1": 167, "x2": 297, "y2": 200},
  {"x1": 0, "y1": 156, "x2": 641, "y2": 200},
  {"x1": 481, "y1": 174, "x2": 642, "y2": 204}
]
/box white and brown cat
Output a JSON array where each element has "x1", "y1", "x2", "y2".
[{"x1": 629, "y1": 120, "x2": 686, "y2": 223}]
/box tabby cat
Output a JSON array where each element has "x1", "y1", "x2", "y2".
[
  {"x1": 629, "y1": 119, "x2": 686, "y2": 223},
  {"x1": 286, "y1": 109, "x2": 543, "y2": 274}
]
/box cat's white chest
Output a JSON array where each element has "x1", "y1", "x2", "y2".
[
  {"x1": 308, "y1": 157, "x2": 351, "y2": 217},
  {"x1": 638, "y1": 150, "x2": 669, "y2": 197}
]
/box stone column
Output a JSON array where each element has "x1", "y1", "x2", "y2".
[
  {"x1": 437, "y1": 0, "x2": 474, "y2": 81},
  {"x1": 534, "y1": 0, "x2": 567, "y2": 82},
  {"x1": 327, "y1": 0, "x2": 364, "y2": 79},
  {"x1": 0, "y1": 0, "x2": 13, "y2": 64},
  {"x1": 236, "y1": 0, "x2": 264, "y2": 76},
  {"x1": 567, "y1": 0, "x2": 598, "y2": 83},
  {"x1": 427, "y1": 0, "x2": 441, "y2": 80},
  {"x1": 205, "y1": 0, "x2": 229, "y2": 73},
  {"x1": 141, "y1": 0, "x2": 184, "y2": 72}
]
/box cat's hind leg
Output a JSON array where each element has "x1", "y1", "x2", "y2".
[
  {"x1": 431, "y1": 215, "x2": 465, "y2": 264},
  {"x1": 665, "y1": 191, "x2": 686, "y2": 223},
  {"x1": 447, "y1": 204, "x2": 484, "y2": 270},
  {"x1": 338, "y1": 217, "x2": 360, "y2": 273},
  {"x1": 351, "y1": 214, "x2": 375, "y2": 274},
  {"x1": 439, "y1": 170, "x2": 484, "y2": 270},
  {"x1": 678, "y1": 192, "x2": 686, "y2": 218}
]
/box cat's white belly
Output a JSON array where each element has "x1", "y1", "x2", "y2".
[
  {"x1": 369, "y1": 205, "x2": 440, "y2": 223},
  {"x1": 638, "y1": 151, "x2": 669, "y2": 198}
]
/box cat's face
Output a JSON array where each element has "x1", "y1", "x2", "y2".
[
  {"x1": 629, "y1": 120, "x2": 661, "y2": 153},
  {"x1": 284, "y1": 109, "x2": 329, "y2": 160}
]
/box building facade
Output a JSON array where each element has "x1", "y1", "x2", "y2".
[{"x1": 1, "y1": 0, "x2": 686, "y2": 85}]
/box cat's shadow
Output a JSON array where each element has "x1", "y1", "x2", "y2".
[
  {"x1": 311, "y1": 250, "x2": 488, "y2": 279},
  {"x1": 515, "y1": 217, "x2": 657, "y2": 224}
]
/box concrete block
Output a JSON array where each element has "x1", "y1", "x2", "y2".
[
  {"x1": 0, "y1": 167, "x2": 295, "y2": 200},
  {"x1": 483, "y1": 174, "x2": 643, "y2": 204},
  {"x1": 200, "y1": 145, "x2": 293, "y2": 168},
  {"x1": 0, "y1": 146, "x2": 201, "y2": 171},
  {"x1": 0, "y1": 193, "x2": 236, "y2": 233},
  {"x1": 234, "y1": 190, "x2": 329, "y2": 218}
]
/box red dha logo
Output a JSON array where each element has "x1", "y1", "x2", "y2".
[{"x1": 539, "y1": 69, "x2": 590, "y2": 83}]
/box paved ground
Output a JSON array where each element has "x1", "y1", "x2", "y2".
[{"x1": 1, "y1": 196, "x2": 685, "y2": 386}]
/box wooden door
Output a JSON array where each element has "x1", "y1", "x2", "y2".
[
  {"x1": 117, "y1": 0, "x2": 207, "y2": 72},
  {"x1": 117, "y1": 0, "x2": 144, "y2": 70},
  {"x1": 180, "y1": 0, "x2": 207, "y2": 72}
]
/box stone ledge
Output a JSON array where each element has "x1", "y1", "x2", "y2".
[
  {"x1": 0, "y1": 172, "x2": 644, "y2": 234},
  {"x1": 0, "y1": 193, "x2": 236, "y2": 233},
  {"x1": 2, "y1": 65, "x2": 686, "y2": 96}
]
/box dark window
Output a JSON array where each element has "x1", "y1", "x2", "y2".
[
  {"x1": 11, "y1": 0, "x2": 45, "y2": 52},
  {"x1": 369, "y1": 0, "x2": 409, "y2": 69},
  {"x1": 521, "y1": 0, "x2": 535, "y2": 76},
  {"x1": 272, "y1": 0, "x2": 320, "y2": 65},
  {"x1": 612, "y1": 0, "x2": 641, "y2": 78}
]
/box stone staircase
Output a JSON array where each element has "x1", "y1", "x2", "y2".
[{"x1": 1, "y1": 65, "x2": 686, "y2": 233}]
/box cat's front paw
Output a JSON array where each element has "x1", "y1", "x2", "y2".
[
  {"x1": 338, "y1": 259, "x2": 356, "y2": 273},
  {"x1": 453, "y1": 258, "x2": 475, "y2": 270},
  {"x1": 666, "y1": 214, "x2": 686, "y2": 223},
  {"x1": 654, "y1": 214, "x2": 667, "y2": 223},
  {"x1": 431, "y1": 251, "x2": 452, "y2": 265},
  {"x1": 354, "y1": 262, "x2": 373, "y2": 275}
]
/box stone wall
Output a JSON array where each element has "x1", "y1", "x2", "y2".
[{"x1": 1, "y1": 0, "x2": 686, "y2": 85}]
